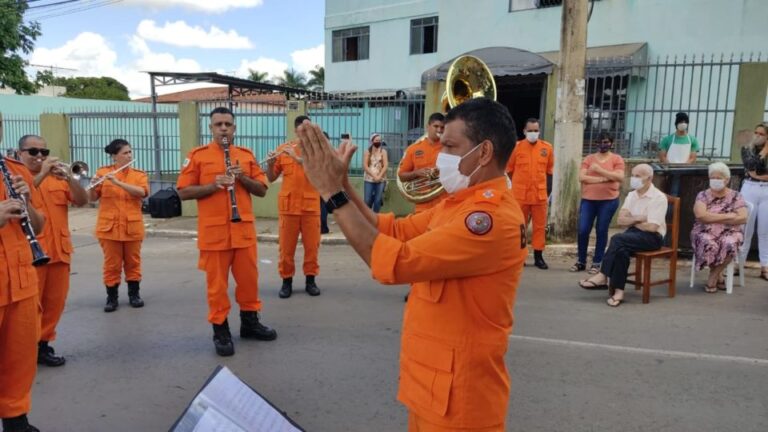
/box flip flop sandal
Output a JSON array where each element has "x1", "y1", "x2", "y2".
[
  {"x1": 606, "y1": 296, "x2": 623, "y2": 307},
  {"x1": 716, "y1": 280, "x2": 726, "y2": 291},
  {"x1": 579, "y1": 280, "x2": 608, "y2": 290},
  {"x1": 705, "y1": 284, "x2": 718, "y2": 293},
  {"x1": 588, "y1": 264, "x2": 601, "y2": 275},
  {"x1": 570, "y1": 262, "x2": 586, "y2": 272}
]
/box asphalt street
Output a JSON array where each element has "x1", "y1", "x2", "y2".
[{"x1": 27, "y1": 234, "x2": 768, "y2": 432}]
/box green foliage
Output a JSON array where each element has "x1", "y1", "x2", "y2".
[
  {"x1": 307, "y1": 65, "x2": 324, "y2": 91},
  {"x1": 275, "y1": 68, "x2": 307, "y2": 89},
  {"x1": 0, "y1": 1, "x2": 41, "y2": 94},
  {"x1": 51, "y1": 76, "x2": 131, "y2": 101},
  {"x1": 247, "y1": 69, "x2": 270, "y2": 83}
]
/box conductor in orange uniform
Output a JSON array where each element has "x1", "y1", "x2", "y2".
[
  {"x1": 17, "y1": 135, "x2": 88, "y2": 368},
  {"x1": 506, "y1": 117, "x2": 554, "y2": 270},
  {"x1": 297, "y1": 98, "x2": 526, "y2": 431},
  {"x1": 177, "y1": 107, "x2": 277, "y2": 357},
  {"x1": 398, "y1": 112, "x2": 447, "y2": 214},
  {"x1": 0, "y1": 156, "x2": 46, "y2": 432},
  {"x1": 266, "y1": 115, "x2": 322, "y2": 299},
  {"x1": 89, "y1": 139, "x2": 148, "y2": 312}
]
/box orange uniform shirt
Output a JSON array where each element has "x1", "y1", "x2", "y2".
[
  {"x1": 271, "y1": 140, "x2": 320, "y2": 216},
  {"x1": 37, "y1": 177, "x2": 74, "y2": 264},
  {"x1": 0, "y1": 158, "x2": 44, "y2": 306},
  {"x1": 371, "y1": 176, "x2": 527, "y2": 429},
  {"x1": 177, "y1": 142, "x2": 268, "y2": 251},
  {"x1": 92, "y1": 165, "x2": 148, "y2": 242},
  {"x1": 398, "y1": 137, "x2": 447, "y2": 212},
  {"x1": 506, "y1": 139, "x2": 554, "y2": 205}
]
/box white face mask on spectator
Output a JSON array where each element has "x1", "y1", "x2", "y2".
[
  {"x1": 525, "y1": 132, "x2": 539, "y2": 143},
  {"x1": 709, "y1": 179, "x2": 726, "y2": 191},
  {"x1": 676, "y1": 122, "x2": 688, "y2": 132},
  {"x1": 630, "y1": 176, "x2": 644, "y2": 190}
]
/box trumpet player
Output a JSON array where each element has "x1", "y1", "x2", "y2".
[
  {"x1": 90, "y1": 139, "x2": 148, "y2": 312},
  {"x1": 266, "y1": 115, "x2": 322, "y2": 299},
  {"x1": 177, "y1": 107, "x2": 276, "y2": 357},
  {"x1": 17, "y1": 135, "x2": 88, "y2": 368},
  {"x1": 0, "y1": 151, "x2": 45, "y2": 432}
]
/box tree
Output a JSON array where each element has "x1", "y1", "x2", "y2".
[
  {"x1": 0, "y1": 1, "x2": 41, "y2": 94},
  {"x1": 247, "y1": 69, "x2": 270, "y2": 83},
  {"x1": 275, "y1": 68, "x2": 307, "y2": 89},
  {"x1": 307, "y1": 65, "x2": 324, "y2": 91},
  {"x1": 53, "y1": 76, "x2": 130, "y2": 101}
]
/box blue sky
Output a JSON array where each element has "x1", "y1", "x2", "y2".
[{"x1": 26, "y1": 0, "x2": 326, "y2": 98}]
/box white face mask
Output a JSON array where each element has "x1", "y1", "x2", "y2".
[
  {"x1": 525, "y1": 132, "x2": 540, "y2": 143},
  {"x1": 676, "y1": 122, "x2": 688, "y2": 132},
  {"x1": 753, "y1": 134, "x2": 767, "y2": 147},
  {"x1": 709, "y1": 179, "x2": 726, "y2": 191},
  {"x1": 437, "y1": 144, "x2": 482, "y2": 194},
  {"x1": 630, "y1": 176, "x2": 644, "y2": 190}
]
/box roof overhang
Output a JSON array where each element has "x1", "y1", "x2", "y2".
[{"x1": 538, "y1": 42, "x2": 648, "y2": 77}]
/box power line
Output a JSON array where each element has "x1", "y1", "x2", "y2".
[
  {"x1": 27, "y1": 0, "x2": 83, "y2": 10},
  {"x1": 30, "y1": 0, "x2": 123, "y2": 20}
]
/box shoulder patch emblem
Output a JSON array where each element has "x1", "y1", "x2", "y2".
[
  {"x1": 465, "y1": 211, "x2": 493, "y2": 236},
  {"x1": 414, "y1": 150, "x2": 425, "y2": 157},
  {"x1": 483, "y1": 190, "x2": 495, "y2": 199},
  {"x1": 182, "y1": 158, "x2": 190, "y2": 168},
  {"x1": 540, "y1": 149, "x2": 548, "y2": 157}
]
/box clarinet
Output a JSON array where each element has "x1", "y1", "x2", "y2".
[
  {"x1": 221, "y1": 137, "x2": 242, "y2": 223},
  {"x1": 0, "y1": 158, "x2": 50, "y2": 266}
]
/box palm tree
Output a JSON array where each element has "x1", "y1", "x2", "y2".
[
  {"x1": 275, "y1": 68, "x2": 308, "y2": 89},
  {"x1": 247, "y1": 69, "x2": 270, "y2": 83},
  {"x1": 307, "y1": 65, "x2": 324, "y2": 91}
]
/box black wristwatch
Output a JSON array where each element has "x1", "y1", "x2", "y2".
[{"x1": 324, "y1": 190, "x2": 349, "y2": 214}]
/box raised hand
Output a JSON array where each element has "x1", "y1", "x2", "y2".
[{"x1": 297, "y1": 121, "x2": 356, "y2": 197}]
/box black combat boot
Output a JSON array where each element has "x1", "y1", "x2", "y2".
[
  {"x1": 2, "y1": 414, "x2": 39, "y2": 432},
  {"x1": 534, "y1": 250, "x2": 549, "y2": 270},
  {"x1": 127, "y1": 280, "x2": 145, "y2": 308},
  {"x1": 305, "y1": 275, "x2": 321, "y2": 296},
  {"x1": 278, "y1": 277, "x2": 293, "y2": 299},
  {"x1": 212, "y1": 319, "x2": 235, "y2": 357},
  {"x1": 104, "y1": 284, "x2": 119, "y2": 312},
  {"x1": 37, "y1": 341, "x2": 66, "y2": 367},
  {"x1": 240, "y1": 311, "x2": 277, "y2": 341}
]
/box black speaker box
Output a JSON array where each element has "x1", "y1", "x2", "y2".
[{"x1": 149, "y1": 188, "x2": 182, "y2": 218}]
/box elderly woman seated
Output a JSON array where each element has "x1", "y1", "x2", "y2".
[{"x1": 692, "y1": 162, "x2": 748, "y2": 293}]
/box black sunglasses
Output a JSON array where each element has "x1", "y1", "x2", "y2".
[{"x1": 20, "y1": 148, "x2": 50, "y2": 157}]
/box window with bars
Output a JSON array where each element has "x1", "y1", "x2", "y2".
[
  {"x1": 332, "y1": 27, "x2": 370, "y2": 62},
  {"x1": 509, "y1": 0, "x2": 598, "y2": 12},
  {"x1": 410, "y1": 17, "x2": 438, "y2": 55}
]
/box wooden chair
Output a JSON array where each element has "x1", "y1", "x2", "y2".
[{"x1": 627, "y1": 195, "x2": 680, "y2": 304}]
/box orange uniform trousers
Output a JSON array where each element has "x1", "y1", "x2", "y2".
[
  {"x1": 520, "y1": 203, "x2": 548, "y2": 251},
  {"x1": 278, "y1": 214, "x2": 320, "y2": 279},
  {"x1": 408, "y1": 411, "x2": 503, "y2": 432},
  {"x1": 98, "y1": 239, "x2": 142, "y2": 286},
  {"x1": 0, "y1": 296, "x2": 39, "y2": 418},
  {"x1": 198, "y1": 246, "x2": 262, "y2": 325},
  {"x1": 36, "y1": 262, "x2": 70, "y2": 342}
]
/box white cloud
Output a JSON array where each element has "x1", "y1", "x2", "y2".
[
  {"x1": 30, "y1": 32, "x2": 203, "y2": 99},
  {"x1": 290, "y1": 44, "x2": 324, "y2": 73},
  {"x1": 136, "y1": 20, "x2": 253, "y2": 49},
  {"x1": 236, "y1": 57, "x2": 288, "y2": 81},
  {"x1": 123, "y1": 0, "x2": 263, "y2": 13}
]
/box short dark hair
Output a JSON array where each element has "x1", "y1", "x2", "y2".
[
  {"x1": 599, "y1": 133, "x2": 614, "y2": 143},
  {"x1": 525, "y1": 118, "x2": 540, "y2": 127},
  {"x1": 18, "y1": 134, "x2": 43, "y2": 149},
  {"x1": 445, "y1": 98, "x2": 516, "y2": 169},
  {"x1": 675, "y1": 112, "x2": 689, "y2": 125},
  {"x1": 294, "y1": 115, "x2": 311, "y2": 129},
  {"x1": 210, "y1": 107, "x2": 235, "y2": 119},
  {"x1": 105, "y1": 138, "x2": 130, "y2": 155},
  {"x1": 428, "y1": 112, "x2": 445, "y2": 125}
]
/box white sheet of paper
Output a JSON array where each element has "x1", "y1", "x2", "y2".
[{"x1": 192, "y1": 408, "x2": 246, "y2": 432}]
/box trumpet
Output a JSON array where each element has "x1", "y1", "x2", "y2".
[
  {"x1": 53, "y1": 161, "x2": 89, "y2": 180},
  {"x1": 86, "y1": 160, "x2": 134, "y2": 191}
]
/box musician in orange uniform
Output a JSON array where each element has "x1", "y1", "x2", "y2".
[
  {"x1": 177, "y1": 107, "x2": 277, "y2": 357},
  {"x1": 297, "y1": 98, "x2": 526, "y2": 431},
  {"x1": 398, "y1": 112, "x2": 446, "y2": 214},
  {"x1": 0, "y1": 155, "x2": 46, "y2": 432},
  {"x1": 89, "y1": 139, "x2": 148, "y2": 312},
  {"x1": 506, "y1": 118, "x2": 554, "y2": 270},
  {"x1": 17, "y1": 135, "x2": 88, "y2": 368},
  {"x1": 266, "y1": 115, "x2": 322, "y2": 299}
]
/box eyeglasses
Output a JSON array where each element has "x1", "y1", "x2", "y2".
[{"x1": 20, "y1": 148, "x2": 50, "y2": 157}]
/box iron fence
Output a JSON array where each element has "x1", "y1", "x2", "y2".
[
  {"x1": 2, "y1": 114, "x2": 40, "y2": 155},
  {"x1": 68, "y1": 109, "x2": 179, "y2": 178},
  {"x1": 583, "y1": 53, "x2": 764, "y2": 159}
]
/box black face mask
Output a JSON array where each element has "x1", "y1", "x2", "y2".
[
  {"x1": 373, "y1": 142, "x2": 381, "y2": 148},
  {"x1": 598, "y1": 143, "x2": 612, "y2": 153}
]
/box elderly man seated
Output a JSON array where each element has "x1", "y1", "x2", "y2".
[{"x1": 579, "y1": 163, "x2": 669, "y2": 306}]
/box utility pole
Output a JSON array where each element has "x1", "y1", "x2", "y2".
[{"x1": 550, "y1": 0, "x2": 589, "y2": 242}]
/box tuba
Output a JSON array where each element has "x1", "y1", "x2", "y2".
[{"x1": 397, "y1": 55, "x2": 497, "y2": 204}]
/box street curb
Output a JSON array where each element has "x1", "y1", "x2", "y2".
[{"x1": 145, "y1": 228, "x2": 350, "y2": 245}]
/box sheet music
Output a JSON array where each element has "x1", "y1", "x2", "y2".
[{"x1": 172, "y1": 367, "x2": 302, "y2": 432}]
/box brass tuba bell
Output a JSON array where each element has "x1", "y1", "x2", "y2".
[{"x1": 397, "y1": 55, "x2": 497, "y2": 204}]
